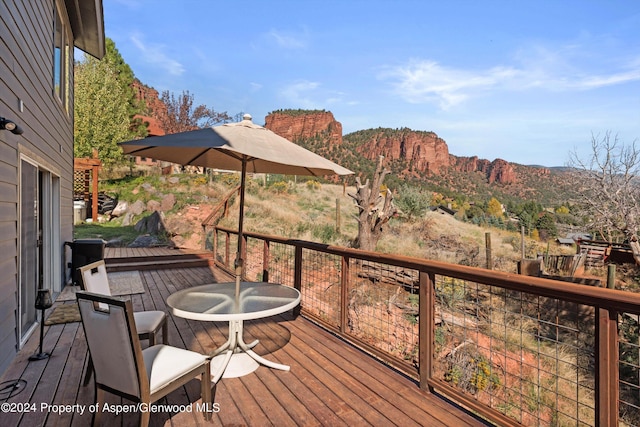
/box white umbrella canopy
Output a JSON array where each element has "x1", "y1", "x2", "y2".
[
  {"x1": 119, "y1": 114, "x2": 353, "y2": 297},
  {"x1": 120, "y1": 114, "x2": 353, "y2": 176}
]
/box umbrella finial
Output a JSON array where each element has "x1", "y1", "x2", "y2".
[{"x1": 242, "y1": 114, "x2": 252, "y2": 122}]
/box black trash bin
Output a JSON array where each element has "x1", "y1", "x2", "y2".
[{"x1": 66, "y1": 239, "x2": 106, "y2": 288}]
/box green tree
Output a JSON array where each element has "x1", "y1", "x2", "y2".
[
  {"x1": 395, "y1": 184, "x2": 430, "y2": 220},
  {"x1": 74, "y1": 38, "x2": 146, "y2": 171},
  {"x1": 102, "y1": 39, "x2": 147, "y2": 138},
  {"x1": 535, "y1": 212, "x2": 558, "y2": 240},
  {"x1": 74, "y1": 57, "x2": 130, "y2": 171}
]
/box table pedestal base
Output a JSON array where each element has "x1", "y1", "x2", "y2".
[
  {"x1": 210, "y1": 319, "x2": 290, "y2": 381},
  {"x1": 211, "y1": 353, "x2": 259, "y2": 378}
]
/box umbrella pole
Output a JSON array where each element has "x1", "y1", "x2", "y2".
[{"x1": 235, "y1": 157, "x2": 247, "y2": 300}]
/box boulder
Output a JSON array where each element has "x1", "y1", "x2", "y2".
[
  {"x1": 147, "y1": 199, "x2": 161, "y2": 212},
  {"x1": 141, "y1": 183, "x2": 155, "y2": 193},
  {"x1": 134, "y1": 211, "x2": 166, "y2": 234},
  {"x1": 128, "y1": 234, "x2": 161, "y2": 248},
  {"x1": 121, "y1": 211, "x2": 135, "y2": 226},
  {"x1": 161, "y1": 193, "x2": 176, "y2": 211},
  {"x1": 130, "y1": 200, "x2": 145, "y2": 216},
  {"x1": 111, "y1": 201, "x2": 128, "y2": 218}
]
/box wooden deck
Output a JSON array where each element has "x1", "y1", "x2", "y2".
[{"x1": 0, "y1": 249, "x2": 487, "y2": 426}]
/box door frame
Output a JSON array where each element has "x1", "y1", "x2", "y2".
[{"x1": 18, "y1": 155, "x2": 61, "y2": 347}]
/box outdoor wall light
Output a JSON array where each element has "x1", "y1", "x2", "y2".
[{"x1": 0, "y1": 117, "x2": 24, "y2": 135}]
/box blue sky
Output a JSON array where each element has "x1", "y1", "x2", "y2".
[{"x1": 104, "y1": 0, "x2": 640, "y2": 167}]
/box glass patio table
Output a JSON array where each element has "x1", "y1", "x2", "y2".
[{"x1": 166, "y1": 281, "x2": 300, "y2": 380}]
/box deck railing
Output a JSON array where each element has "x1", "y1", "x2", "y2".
[{"x1": 212, "y1": 226, "x2": 640, "y2": 427}]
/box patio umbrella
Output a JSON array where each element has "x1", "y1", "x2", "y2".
[{"x1": 119, "y1": 114, "x2": 353, "y2": 297}]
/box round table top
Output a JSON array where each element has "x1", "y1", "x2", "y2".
[{"x1": 166, "y1": 282, "x2": 301, "y2": 321}]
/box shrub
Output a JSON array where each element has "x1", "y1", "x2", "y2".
[
  {"x1": 269, "y1": 181, "x2": 290, "y2": 194},
  {"x1": 306, "y1": 180, "x2": 321, "y2": 190}
]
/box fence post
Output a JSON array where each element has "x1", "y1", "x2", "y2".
[
  {"x1": 596, "y1": 306, "x2": 619, "y2": 426},
  {"x1": 212, "y1": 227, "x2": 217, "y2": 255},
  {"x1": 262, "y1": 240, "x2": 270, "y2": 283},
  {"x1": 293, "y1": 245, "x2": 303, "y2": 316},
  {"x1": 485, "y1": 232, "x2": 492, "y2": 270},
  {"x1": 340, "y1": 256, "x2": 350, "y2": 334},
  {"x1": 607, "y1": 264, "x2": 615, "y2": 289},
  {"x1": 419, "y1": 271, "x2": 435, "y2": 391},
  {"x1": 225, "y1": 231, "x2": 230, "y2": 268}
]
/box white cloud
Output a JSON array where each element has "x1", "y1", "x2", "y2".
[
  {"x1": 381, "y1": 49, "x2": 640, "y2": 109},
  {"x1": 380, "y1": 61, "x2": 522, "y2": 109},
  {"x1": 129, "y1": 33, "x2": 185, "y2": 76},
  {"x1": 571, "y1": 69, "x2": 640, "y2": 90},
  {"x1": 267, "y1": 29, "x2": 307, "y2": 49},
  {"x1": 279, "y1": 81, "x2": 350, "y2": 109},
  {"x1": 280, "y1": 80, "x2": 321, "y2": 108}
]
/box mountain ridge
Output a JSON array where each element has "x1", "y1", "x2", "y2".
[{"x1": 263, "y1": 109, "x2": 572, "y2": 206}]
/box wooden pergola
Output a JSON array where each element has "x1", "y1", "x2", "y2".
[{"x1": 73, "y1": 149, "x2": 101, "y2": 223}]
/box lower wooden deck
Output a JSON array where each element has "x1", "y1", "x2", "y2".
[{"x1": 1, "y1": 253, "x2": 487, "y2": 426}]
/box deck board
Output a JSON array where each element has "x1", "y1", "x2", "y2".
[{"x1": 0, "y1": 248, "x2": 487, "y2": 427}]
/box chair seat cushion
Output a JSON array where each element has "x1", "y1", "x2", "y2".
[
  {"x1": 143, "y1": 345, "x2": 208, "y2": 394},
  {"x1": 133, "y1": 311, "x2": 166, "y2": 334}
]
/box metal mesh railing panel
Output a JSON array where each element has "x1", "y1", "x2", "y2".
[{"x1": 433, "y1": 277, "x2": 596, "y2": 426}]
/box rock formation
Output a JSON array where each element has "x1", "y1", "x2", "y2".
[
  {"x1": 263, "y1": 109, "x2": 547, "y2": 185},
  {"x1": 353, "y1": 128, "x2": 450, "y2": 174},
  {"x1": 265, "y1": 110, "x2": 343, "y2": 146},
  {"x1": 132, "y1": 80, "x2": 166, "y2": 136},
  {"x1": 450, "y1": 156, "x2": 518, "y2": 184}
]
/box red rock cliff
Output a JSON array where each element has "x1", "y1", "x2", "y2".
[
  {"x1": 263, "y1": 110, "x2": 544, "y2": 185},
  {"x1": 354, "y1": 128, "x2": 450, "y2": 174},
  {"x1": 449, "y1": 156, "x2": 518, "y2": 184},
  {"x1": 132, "y1": 80, "x2": 166, "y2": 136},
  {"x1": 264, "y1": 110, "x2": 343, "y2": 146}
]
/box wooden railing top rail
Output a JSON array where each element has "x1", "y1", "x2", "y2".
[
  {"x1": 215, "y1": 225, "x2": 640, "y2": 314},
  {"x1": 201, "y1": 185, "x2": 241, "y2": 228}
]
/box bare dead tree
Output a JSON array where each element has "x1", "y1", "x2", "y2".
[
  {"x1": 157, "y1": 90, "x2": 231, "y2": 134},
  {"x1": 349, "y1": 156, "x2": 397, "y2": 251},
  {"x1": 567, "y1": 131, "x2": 640, "y2": 263},
  {"x1": 155, "y1": 90, "x2": 231, "y2": 173}
]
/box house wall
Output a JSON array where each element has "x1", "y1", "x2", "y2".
[{"x1": 0, "y1": 0, "x2": 75, "y2": 373}]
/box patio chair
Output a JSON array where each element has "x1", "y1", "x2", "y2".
[
  {"x1": 79, "y1": 260, "x2": 168, "y2": 346},
  {"x1": 76, "y1": 291, "x2": 213, "y2": 426},
  {"x1": 79, "y1": 260, "x2": 168, "y2": 386}
]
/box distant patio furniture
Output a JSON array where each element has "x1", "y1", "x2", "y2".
[{"x1": 76, "y1": 292, "x2": 213, "y2": 426}]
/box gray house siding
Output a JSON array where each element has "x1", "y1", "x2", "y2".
[{"x1": 0, "y1": 0, "x2": 103, "y2": 375}]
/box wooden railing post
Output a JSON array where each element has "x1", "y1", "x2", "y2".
[
  {"x1": 340, "y1": 256, "x2": 350, "y2": 334},
  {"x1": 240, "y1": 234, "x2": 248, "y2": 280},
  {"x1": 262, "y1": 240, "x2": 270, "y2": 283},
  {"x1": 419, "y1": 271, "x2": 435, "y2": 391},
  {"x1": 293, "y1": 245, "x2": 303, "y2": 316},
  {"x1": 485, "y1": 232, "x2": 492, "y2": 270},
  {"x1": 597, "y1": 306, "x2": 618, "y2": 426},
  {"x1": 225, "y1": 231, "x2": 230, "y2": 268}
]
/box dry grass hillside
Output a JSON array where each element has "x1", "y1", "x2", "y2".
[
  {"x1": 86, "y1": 171, "x2": 639, "y2": 288},
  {"x1": 172, "y1": 177, "x2": 572, "y2": 274}
]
